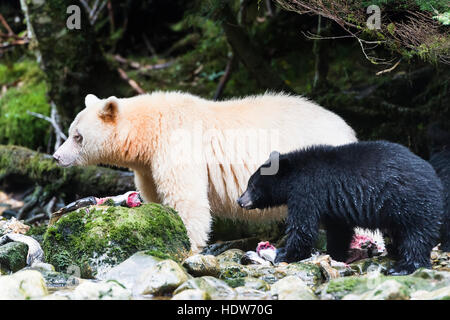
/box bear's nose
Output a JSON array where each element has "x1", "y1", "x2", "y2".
[
  {"x1": 53, "y1": 154, "x2": 61, "y2": 163},
  {"x1": 237, "y1": 192, "x2": 253, "y2": 209}
]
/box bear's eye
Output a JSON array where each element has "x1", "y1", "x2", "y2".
[{"x1": 74, "y1": 132, "x2": 83, "y2": 144}]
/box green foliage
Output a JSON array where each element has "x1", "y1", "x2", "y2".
[
  {"x1": 0, "y1": 59, "x2": 50, "y2": 150},
  {"x1": 434, "y1": 11, "x2": 450, "y2": 25},
  {"x1": 360, "y1": 0, "x2": 449, "y2": 12}
]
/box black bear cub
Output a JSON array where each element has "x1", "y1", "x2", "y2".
[{"x1": 237, "y1": 141, "x2": 444, "y2": 275}]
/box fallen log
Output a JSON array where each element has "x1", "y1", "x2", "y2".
[{"x1": 0, "y1": 145, "x2": 135, "y2": 201}]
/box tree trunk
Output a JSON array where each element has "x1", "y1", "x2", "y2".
[
  {"x1": 220, "y1": 3, "x2": 295, "y2": 93},
  {"x1": 20, "y1": 0, "x2": 126, "y2": 125}
]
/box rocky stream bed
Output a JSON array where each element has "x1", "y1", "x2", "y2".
[{"x1": 0, "y1": 203, "x2": 449, "y2": 300}]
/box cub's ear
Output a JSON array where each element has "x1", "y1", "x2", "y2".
[
  {"x1": 99, "y1": 96, "x2": 119, "y2": 122},
  {"x1": 85, "y1": 94, "x2": 100, "y2": 108}
]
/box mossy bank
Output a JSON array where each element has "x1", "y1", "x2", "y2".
[{"x1": 42, "y1": 203, "x2": 190, "y2": 278}]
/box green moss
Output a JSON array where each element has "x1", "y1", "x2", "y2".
[
  {"x1": 42, "y1": 203, "x2": 190, "y2": 278},
  {"x1": 326, "y1": 276, "x2": 365, "y2": 294},
  {"x1": 0, "y1": 59, "x2": 51, "y2": 149},
  {"x1": 324, "y1": 276, "x2": 368, "y2": 299},
  {"x1": 0, "y1": 242, "x2": 28, "y2": 273},
  {"x1": 219, "y1": 262, "x2": 249, "y2": 280}
]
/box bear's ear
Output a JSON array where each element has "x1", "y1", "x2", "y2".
[
  {"x1": 85, "y1": 94, "x2": 100, "y2": 108},
  {"x1": 99, "y1": 96, "x2": 119, "y2": 123}
]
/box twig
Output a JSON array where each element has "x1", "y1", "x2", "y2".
[
  {"x1": 213, "y1": 55, "x2": 237, "y2": 101},
  {"x1": 117, "y1": 68, "x2": 145, "y2": 94},
  {"x1": 113, "y1": 54, "x2": 173, "y2": 71},
  {"x1": 25, "y1": 213, "x2": 47, "y2": 225},
  {"x1": 143, "y1": 34, "x2": 158, "y2": 57},
  {"x1": 0, "y1": 14, "x2": 14, "y2": 36},
  {"x1": 376, "y1": 59, "x2": 402, "y2": 76},
  {"x1": 27, "y1": 102, "x2": 67, "y2": 151}
]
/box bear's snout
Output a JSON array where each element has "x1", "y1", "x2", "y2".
[
  {"x1": 53, "y1": 153, "x2": 61, "y2": 163},
  {"x1": 237, "y1": 191, "x2": 254, "y2": 210}
]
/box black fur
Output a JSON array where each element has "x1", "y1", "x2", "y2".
[
  {"x1": 427, "y1": 124, "x2": 450, "y2": 251},
  {"x1": 239, "y1": 141, "x2": 444, "y2": 275}
]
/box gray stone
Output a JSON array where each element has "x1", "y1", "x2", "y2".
[
  {"x1": 183, "y1": 254, "x2": 220, "y2": 277},
  {"x1": 133, "y1": 259, "x2": 189, "y2": 296},
  {"x1": 172, "y1": 289, "x2": 209, "y2": 300},
  {"x1": 0, "y1": 270, "x2": 48, "y2": 299},
  {"x1": 101, "y1": 251, "x2": 162, "y2": 289},
  {"x1": 270, "y1": 276, "x2": 317, "y2": 300},
  {"x1": 71, "y1": 280, "x2": 132, "y2": 300},
  {"x1": 174, "y1": 276, "x2": 236, "y2": 300}
]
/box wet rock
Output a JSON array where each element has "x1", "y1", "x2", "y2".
[
  {"x1": 225, "y1": 277, "x2": 270, "y2": 291},
  {"x1": 0, "y1": 241, "x2": 28, "y2": 273},
  {"x1": 411, "y1": 287, "x2": 450, "y2": 300},
  {"x1": 412, "y1": 268, "x2": 450, "y2": 284},
  {"x1": 219, "y1": 262, "x2": 250, "y2": 280},
  {"x1": 172, "y1": 289, "x2": 210, "y2": 300},
  {"x1": 42, "y1": 204, "x2": 190, "y2": 278},
  {"x1": 342, "y1": 279, "x2": 410, "y2": 300},
  {"x1": 218, "y1": 260, "x2": 323, "y2": 288},
  {"x1": 330, "y1": 260, "x2": 355, "y2": 277},
  {"x1": 0, "y1": 233, "x2": 44, "y2": 265},
  {"x1": 234, "y1": 287, "x2": 271, "y2": 300},
  {"x1": 217, "y1": 249, "x2": 245, "y2": 264},
  {"x1": 431, "y1": 249, "x2": 450, "y2": 271},
  {"x1": 270, "y1": 276, "x2": 317, "y2": 300},
  {"x1": 319, "y1": 269, "x2": 446, "y2": 300},
  {"x1": 174, "y1": 276, "x2": 236, "y2": 300},
  {"x1": 241, "y1": 251, "x2": 271, "y2": 266},
  {"x1": 101, "y1": 251, "x2": 162, "y2": 289},
  {"x1": 23, "y1": 262, "x2": 81, "y2": 288},
  {"x1": 30, "y1": 262, "x2": 55, "y2": 272},
  {"x1": 133, "y1": 259, "x2": 189, "y2": 296},
  {"x1": 349, "y1": 256, "x2": 395, "y2": 275},
  {"x1": 319, "y1": 274, "x2": 370, "y2": 300},
  {"x1": 202, "y1": 238, "x2": 261, "y2": 256},
  {"x1": 38, "y1": 270, "x2": 81, "y2": 288},
  {"x1": 0, "y1": 270, "x2": 48, "y2": 299},
  {"x1": 275, "y1": 262, "x2": 324, "y2": 287},
  {"x1": 71, "y1": 280, "x2": 132, "y2": 300},
  {"x1": 182, "y1": 254, "x2": 220, "y2": 277}
]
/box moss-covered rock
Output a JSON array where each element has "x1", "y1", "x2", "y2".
[
  {"x1": 225, "y1": 276, "x2": 270, "y2": 291},
  {"x1": 42, "y1": 204, "x2": 190, "y2": 278},
  {"x1": 319, "y1": 268, "x2": 450, "y2": 300},
  {"x1": 216, "y1": 249, "x2": 245, "y2": 264},
  {"x1": 0, "y1": 241, "x2": 28, "y2": 274},
  {"x1": 349, "y1": 256, "x2": 395, "y2": 275}
]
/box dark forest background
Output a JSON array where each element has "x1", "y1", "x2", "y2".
[{"x1": 0, "y1": 0, "x2": 449, "y2": 158}]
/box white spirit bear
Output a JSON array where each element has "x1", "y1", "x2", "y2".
[{"x1": 53, "y1": 91, "x2": 357, "y2": 251}]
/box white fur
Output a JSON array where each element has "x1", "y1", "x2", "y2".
[{"x1": 57, "y1": 91, "x2": 358, "y2": 252}]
